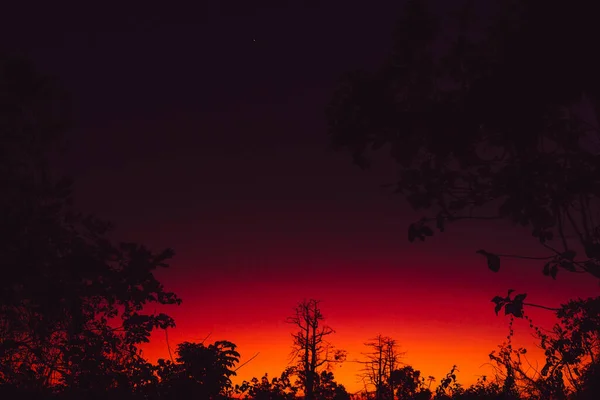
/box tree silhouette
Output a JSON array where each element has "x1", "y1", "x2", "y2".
[
  {"x1": 359, "y1": 335, "x2": 404, "y2": 399},
  {"x1": 313, "y1": 370, "x2": 351, "y2": 400},
  {"x1": 327, "y1": 0, "x2": 600, "y2": 292},
  {"x1": 391, "y1": 365, "x2": 424, "y2": 400},
  {"x1": 577, "y1": 360, "x2": 600, "y2": 400},
  {"x1": 155, "y1": 340, "x2": 240, "y2": 399},
  {"x1": 0, "y1": 54, "x2": 181, "y2": 395},
  {"x1": 286, "y1": 299, "x2": 345, "y2": 400}
]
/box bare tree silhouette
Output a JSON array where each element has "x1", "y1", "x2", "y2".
[
  {"x1": 358, "y1": 335, "x2": 404, "y2": 399},
  {"x1": 286, "y1": 299, "x2": 345, "y2": 400}
]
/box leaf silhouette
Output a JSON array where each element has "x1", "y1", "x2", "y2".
[
  {"x1": 494, "y1": 303, "x2": 503, "y2": 316},
  {"x1": 550, "y1": 264, "x2": 559, "y2": 279},
  {"x1": 513, "y1": 293, "x2": 527, "y2": 303},
  {"x1": 491, "y1": 296, "x2": 504, "y2": 304},
  {"x1": 542, "y1": 262, "x2": 551, "y2": 276},
  {"x1": 476, "y1": 250, "x2": 500, "y2": 272}
]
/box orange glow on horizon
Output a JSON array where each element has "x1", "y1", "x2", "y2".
[{"x1": 140, "y1": 249, "x2": 599, "y2": 395}]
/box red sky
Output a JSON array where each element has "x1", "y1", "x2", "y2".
[
  {"x1": 131, "y1": 217, "x2": 598, "y2": 394},
  {"x1": 4, "y1": 0, "x2": 599, "y2": 395}
]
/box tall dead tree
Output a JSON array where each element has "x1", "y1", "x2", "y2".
[
  {"x1": 286, "y1": 299, "x2": 344, "y2": 400},
  {"x1": 360, "y1": 335, "x2": 404, "y2": 399}
]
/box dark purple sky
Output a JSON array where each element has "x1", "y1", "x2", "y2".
[{"x1": 2, "y1": 0, "x2": 416, "y2": 267}]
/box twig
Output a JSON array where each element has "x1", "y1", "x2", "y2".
[
  {"x1": 234, "y1": 352, "x2": 260, "y2": 372},
  {"x1": 200, "y1": 332, "x2": 212, "y2": 345},
  {"x1": 497, "y1": 253, "x2": 555, "y2": 261},
  {"x1": 165, "y1": 327, "x2": 174, "y2": 363}
]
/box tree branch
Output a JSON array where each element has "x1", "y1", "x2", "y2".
[{"x1": 523, "y1": 302, "x2": 559, "y2": 312}]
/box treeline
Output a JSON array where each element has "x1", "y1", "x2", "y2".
[{"x1": 2, "y1": 283, "x2": 600, "y2": 400}]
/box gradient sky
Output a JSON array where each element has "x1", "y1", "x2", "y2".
[{"x1": 4, "y1": 0, "x2": 599, "y2": 394}]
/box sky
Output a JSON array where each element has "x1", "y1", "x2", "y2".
[{"x1": 3, "y1": 0, "x2": 599, "y2": 394}]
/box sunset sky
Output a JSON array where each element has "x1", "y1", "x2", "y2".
[{"x1": 3, "y1": 0, "x2": 599, "y2": 394}]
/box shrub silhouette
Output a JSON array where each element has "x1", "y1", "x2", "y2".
[{"x1": 154, "y1": 340, "x2": 240, "y2": 399}]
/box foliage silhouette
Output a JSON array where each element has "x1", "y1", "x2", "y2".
[
  {"x1": 483, "y1": 296, "x2": 600, "y2": 399},
  {"x1": 391, "y1": 365, "x2": 425, "y2": 400},
  {"x1": 435, "y1": 365, "x2": 462, "y2": 399},
  {"x1": 235, "y1": 368, "x2": 298, "y2": 399},
  {"x1": 313, "y1": 370, "x2": 351, "y2": 400},
  {"x1": 236, "y1": 368, "x2": 349, "y2": 400},
  {"x1": 327, "y1": 0, "x2": 600, "y2": 287},
  {"x1": 456, "y1": 376, "x2": 503, "y2": 400},
  {"x1": 0, "y1": 53, "x2": 181, "y2": 397},
  {"x1": 154, "y1": 340, "x2": 240, "y2": 399}
]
